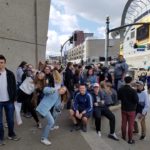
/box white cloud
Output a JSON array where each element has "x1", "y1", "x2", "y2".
[
  {"x1": 50, "y1": 5, "x2": 79, "y2": 33},
  {"x1": 58, "y1": 0, "x2": 128, "y2": 26},
  {"x1": 46, "y1": 30, "x2": 72, "y2": 56},
  {"x1": 97, "y1": 26, "x2": 106, "y2": 38}
]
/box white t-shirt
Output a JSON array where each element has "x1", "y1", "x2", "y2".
[{"x1": 0, "y1": 70, "x2": 9, "y2": 102}]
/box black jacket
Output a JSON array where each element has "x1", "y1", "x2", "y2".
[
  {"x1": 64, "y1": 68, "x2": 74, "y2": 91},
  {"x1": 118, "y1": 85, "x2": 139, "y2": 111},
  {"x1": 45, "y1": 74, "x2": 54, "y2": 87},
  {"x1": 6, "y1": 69, "x2": 17, "y2": 102}
]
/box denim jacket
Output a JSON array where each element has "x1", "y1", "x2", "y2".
[{"x1": 36, "y1": 87, "x2": 61, "y2": 117}]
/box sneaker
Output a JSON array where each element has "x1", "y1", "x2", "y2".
[
  {"x1": 41, "y1": 138, "x2": 51, "y2": 145},
  {"x1": 8, "y1": 135, "x2": 20, "y2": 141},
  {"x1": 37, "y1": 123, "x2": 42, "y2": 129},
  {"x1": 97, "y1": 131, "x2": 101, "y2": 137},
  {"x1": 70, "y1": 124, "x2": 80, "y2": 132},
  {"x1": 128, "y1": 139, "x2": 135, "y2": 144},
  {"x1": 108, "y1": 133, "x2": 119, "y2": 141},
  {"x1": 140, "y1": 135, "x2": 146, "y2": 140},
  {"x1": 82, "y1": 125, "x2": 87, "y2": 132},
  {"x1": 0, "y1": 140, "x2": 5, "y2": 146},
  {"x1": 51, "y1": 125, "x2": 59, "y2": 131}
]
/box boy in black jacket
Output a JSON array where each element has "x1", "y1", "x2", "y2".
[{"x1": 118, "y1": 76, "x2": 139, "y2": 144}]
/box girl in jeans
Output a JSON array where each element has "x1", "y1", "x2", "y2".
[{"x1": 36, "y1": 86, "x2": 68, "y2": 145}]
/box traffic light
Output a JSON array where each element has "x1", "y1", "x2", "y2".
[
  {"x1": 133, "y1": 43, "x2": 138, "y2": 48},
  {"x1": 133, "y1": 43, "x2": 146, "y2": 49},
  {"x1": 69, "y1": 36, "x2": 73, "y2": 44}
]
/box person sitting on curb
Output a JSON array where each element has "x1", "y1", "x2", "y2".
[
  {"x1": 69, "y1": 84, "x2": 93, "y2": 132},
  {"x1": 92, "y1": 83, "x2": 119, "y2": 141}
]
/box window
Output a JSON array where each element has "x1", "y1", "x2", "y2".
[
  {"x1": 136, "y1": 24, "x2": 149, "y2": 41},
  {"x1": 131, "y1": 31, "x2": 135, "y2": 39}
]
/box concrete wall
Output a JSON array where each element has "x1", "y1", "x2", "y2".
[{"x1": 0, "y1": 0, "x2": 50, "y2": 73}]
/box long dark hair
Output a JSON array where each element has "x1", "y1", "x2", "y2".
[{"x1": 18, "y1": 61, "x2": 27, "y2": 68}]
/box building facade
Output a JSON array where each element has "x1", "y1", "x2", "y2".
[
  {"x1": 67, "y1": 38, "x2": 120, "y2": 64},
  {"x1": 0, "y1": 0, "x2": 50, "y2": 73}
]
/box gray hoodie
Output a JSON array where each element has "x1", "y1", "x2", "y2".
[{"x1": 114, "y1": 58, "x2": 128, "y2": 79}]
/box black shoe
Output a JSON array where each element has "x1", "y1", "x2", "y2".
[
  {"x1": 8, "y1": 135, "x2": 20, "y2": 141},
  {"x1": 70, "y1": 124, "x2": 80, "y2": 132},
  {"x1": 82, "y1": 125, "x2": 87, "y2": 132},
  {"x1": 121, "y1": 137, "x2": 126, "y2": 141},
  {"x1": 128, "y1": 140, "x2": 135, "y2": 144},
  {"x1": 140, "y1": 135, "x2": 145, "y2": 140}
]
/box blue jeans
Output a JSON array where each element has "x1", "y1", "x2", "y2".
[
  {"x1": 0, "y1": 101, "x2": 16, "y2": 140},
  {"x1": 41, "y1": 111, "x2": 54, "y2": 139}
]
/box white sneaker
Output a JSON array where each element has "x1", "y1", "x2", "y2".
[
  {"x1": 51, "y1": 125, "x2": 59, "y2": 131},
  {"x1": 41, "y1": 138, "x2": 51, "y2": 145},
  {"x1": 97, "y1": 131, "x2": 102, "y2": 137},
  {"x1": 37, "y1": 123, "x2": 42, "y2": 129},
  {"x1": 108, "y1": 133, "x2": 119, "y2": 141}
]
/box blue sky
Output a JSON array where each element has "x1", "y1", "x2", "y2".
[{"x1": 46, "y1": 0, "x2": 128, "y2": 56}]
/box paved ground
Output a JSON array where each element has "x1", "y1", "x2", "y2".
[
  {"x1": 1, "y1": 111, "x2": 91, "y2": 150},
  {"x1": 1, "y1": 110, "x2": 150, "y2": 150}
]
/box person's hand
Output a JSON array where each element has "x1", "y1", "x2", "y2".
[
  {"x1": 76, "y1": 113, "x2": 82, "y2": 119},
  {"x1": 76, "y1": 111, "x2": 81, "y2": 119},
  {"x1": 101, "y1": 100, "x2": 105, "y2": 105},
  {"x1": 138, "y1": 114, "x2": 144, "y2": 120},
  {"x1": 94, "y1": 102, "x2": 98, "y2": 106}
]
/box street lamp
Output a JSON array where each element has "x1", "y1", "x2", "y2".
[
  {"x1": 60, "y1": 36, "x2": 73, "y2": 64},
  {"x1": 105, "y1": 16, "x2": 110, "y2": 67}
]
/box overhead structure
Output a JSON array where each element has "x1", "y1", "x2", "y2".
[{"x1": 112, "y1": 0, "x2": 150, "y2": 38}]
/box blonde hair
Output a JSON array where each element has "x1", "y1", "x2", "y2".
[{"x1": 53, "y1": 70, "x2": 62, "y2": 84}]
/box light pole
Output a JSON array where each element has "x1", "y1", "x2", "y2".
[
  {"x1": 60, "y1": 36, "x2": 73, "y2": 64},
  {"x1": 105, "y1": 16, "x2": 110, "y2": 67}
]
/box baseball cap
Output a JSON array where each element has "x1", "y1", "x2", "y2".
[{"x1": 93, "y1": 83, "x2": 100, "y2": 87}]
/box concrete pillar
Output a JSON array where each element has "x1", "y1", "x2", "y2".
[{"x1": 0, "y1": 0, "x2": 50, "y2": 73}]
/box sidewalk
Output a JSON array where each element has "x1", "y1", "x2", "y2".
[
  {"x1": 1, "y1": 110, "x2": 91, "y2": 150},
  {"x1": 1, "y1": 110, "x2": 150, "y2": 150}
]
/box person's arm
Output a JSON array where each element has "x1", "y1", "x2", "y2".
[
  {"x1": 12, "y1": 72, "x2": 17, "y2": 101},
  {"x1": 121, "y1": 63, "x2": 128, "y2": 80},
  {"x1": 132, "y1": 90, "x2": 139, "y2": 104},
  {"x1": 142, "y1": 91, "x2": 150, "y2": 115},
  {"x1": 84, "y1": 94, "x2": 93, "y2": 114},
  {"x1": 43, "y1": 87, "x2": 55, "y2": 95},
  {"x1": 73, "y1": 94, "x2": 79, "y2": 112}
]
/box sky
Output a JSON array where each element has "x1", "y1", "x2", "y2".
[{"x1": 46, "y1": 0, "x2": 128, "y2": 56}]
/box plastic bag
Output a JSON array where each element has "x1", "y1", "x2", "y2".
[{"x1": 14, "y1": 101, "x2": 23, "y2": 125}]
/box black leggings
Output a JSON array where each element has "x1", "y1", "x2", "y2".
[
  {"x1": 94, "y1": 107, "x2": 115, "y2": 134},
  {"x1": 17, "y1": 89, "x2": 39, "y2": 123}
]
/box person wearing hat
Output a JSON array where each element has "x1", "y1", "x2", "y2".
[
  {"x1": 92, "y1": 83, "x2": 119, "y2": 141},
  {"x1": 134, "y1": 81, "x2": 150, "y2": 140}
]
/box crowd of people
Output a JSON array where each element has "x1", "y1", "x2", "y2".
[{"x1": 0, "y1": 54, "x2": 149, "y2": 146}]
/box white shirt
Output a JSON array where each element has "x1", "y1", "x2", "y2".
[
  {"x1": 0, "y1": 70, "x2": 9, "y2": 102},
  {"x1": 20, "y1": 77, "x2": 35, "y2": 95}
]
